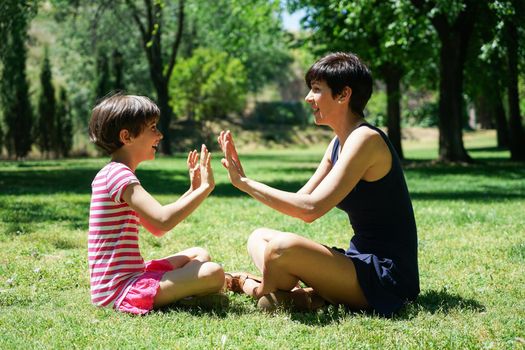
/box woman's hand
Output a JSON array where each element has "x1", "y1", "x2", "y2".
[
  {"x1": 218, "y1": 130, "x2": 246, "y2": 188},
  {"x1": 187, "y1": 149, "x2": 201, "y2": 191},
  {"x1": 199, "y1": 144, "x2": 215, "y2": 192}
]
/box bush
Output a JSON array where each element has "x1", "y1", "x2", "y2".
[
  {"x1": 169, "y1": 48, "x2": 247, "y2": 122},
  {"x1": 404, "y1": 101, "x2": 439, "y2": 127},
  {"x1": 251, "y1": 101, "x2": 309, "y2": 125}
]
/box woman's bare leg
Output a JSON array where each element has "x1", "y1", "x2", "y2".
[
  {"x1": 245, "y1": 228, "x2": 368, "y2": 310},
  {"x1": 153, "y1": 247, "x2": 225, "y2": 308}
]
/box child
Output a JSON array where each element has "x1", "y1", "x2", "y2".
[{"x1": 88, "y1": 94, "x2": 225, "y2": 315}]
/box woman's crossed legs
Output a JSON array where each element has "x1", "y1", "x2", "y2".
[{"x1": 243, "y1": 228, "x2": 368, "y2": 310}]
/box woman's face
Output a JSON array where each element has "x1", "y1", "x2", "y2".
[{"x1": 304, "y1": 80, "x2": 341, "y2": 126}]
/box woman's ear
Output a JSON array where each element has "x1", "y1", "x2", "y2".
[
  {"x1": 119, "y1": 129, "x2": 132, "y2": 145},
  {"x1": 338, "y1": 86, "x2": 353, "y2": 104}
]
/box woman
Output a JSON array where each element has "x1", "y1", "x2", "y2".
[{"x1": 219, "y1": 52, "x2": 419, "y2": 316}]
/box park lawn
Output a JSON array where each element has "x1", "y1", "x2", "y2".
[{"x1": 0, "y1": 130, "x2": 524, "y2": 349}]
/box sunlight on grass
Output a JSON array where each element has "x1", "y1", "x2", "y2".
[{"x1": 0, "y1": 130, "x2": 524, "y2": 349}]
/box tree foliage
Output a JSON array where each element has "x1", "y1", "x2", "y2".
[
  {"x1": 189, "y1": 0, "x2": 291, "y2": 92},
  {"x1": 169, "y1": 48, "x2": 247, "y2": 122},
  {"x1": 0, "y1": 0, "x2": 36, "y2": 159},
  {"x1": 56, "y1": 88, "x2": 73, "y2": 157},
  {"x1": 289, "y1": 0, "x2": 436, "y2": 159},
  {"x1": 37, "y1": 48, "x2": 56, "y2": 157}
]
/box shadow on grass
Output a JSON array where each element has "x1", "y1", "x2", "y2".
[
  {"x1": 287, "y1": 289, "x2": 485, "y2": 326},
  {"x1": 1, "y1": 158, "x2": 523, "y2": 202},
  {"x1": 395, "y1": 289, "x2": 485, "y2": 319},
  {"x1": 145, "y1": 288, "x2": 485, "y2": 325},
  {"x1": 155, "y1": 295, "x2": 255, "y2": 318}
]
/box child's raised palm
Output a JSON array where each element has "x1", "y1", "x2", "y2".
[
  {"x1": 199, "y1": 145, "x2": 215, "y2": 190},
  {"x1": 187, "y1": 150, "x2": 201, "y2": 190}
]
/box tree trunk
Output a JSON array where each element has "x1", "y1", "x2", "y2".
[
  {"x1": 410, "y1": 0, "x2": 476, "y2": 162},
  {"x1": 156, "y1": 83, "x2": 173, "y2": 155},
  {"x1": 384, "y1": 69, "x2": 404, "y2": 160},
  {"x1": 112, "y1": 49, "x2": 124, "y2": 91},
  {"x1": 437, "y1": 32, "x2": 472, "y2": 162},
  {"x1": 128, "y1": 0, "x2": 185, "y2": 155},
  {"x1": 474, "y1": 95, "x2": 493, "y2": 129},
  {"x1": 505, "y1": 22, "x2": 525, "y2": 160},
  {"x1": 494, "y1": 91, "x2": 509, "y2": 148}
]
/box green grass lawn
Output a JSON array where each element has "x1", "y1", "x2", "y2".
[{"x1": 0, "y1": 130, "x2": 524, "y2": 349}]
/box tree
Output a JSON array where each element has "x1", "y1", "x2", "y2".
[
  {"x1": 56, "y1": 88, "x2": 73, "y2": 157},
  {"x1": 0, "y1": 0, "x2": 36, "y2": 159},
  {"x1": 410, "y1": 0, "x2": 481, "y2": 162},
  {"x1": 112, "y1": 49, "x2": 125, "y2": 91},
  {"x1": 95, "y1": 51, "x2": 111, "y2": 99},
  {"x1": 37, "y1": 48, "x2": 57, "y2": 158},
  {"x1": 464, "y1": 4, "x2": 509, "y2": 147},
  {"x1": 52, "y1": 0, "x2": 185, "y2": 154},
  {"x1": 499, "y1": 1, "x2": 525, "y2": 160},
  {"x1": 470, "y1": 0, "x2": 525, "y2": 156},
  {"x1": 190, "y1": 0, "x2": 291, "y2": 93},
  {"x1": 289, "y1": 0, "x2": 435, "y2": 160},
  {"x1": 169, "y1": 48, "x2": 248, "y2": 123},
  {"x1": 124, "y1": 0, "x2": 185, "y2": 155}
]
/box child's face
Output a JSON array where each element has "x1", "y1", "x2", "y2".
[{"x1": 129, "y1": 119, "x2": 163, "y2": 161}]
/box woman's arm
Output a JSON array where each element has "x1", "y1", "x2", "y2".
[
  {"x1": 297, "y1": 137, "x2": 337, "y2": 194},
  {"x1": 123, "y1": 145, "x2": 215, "y2": 236},
  {"x1": 219, "y1": 129, "x2": 383, "y2": 223}
]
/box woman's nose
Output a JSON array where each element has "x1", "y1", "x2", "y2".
[{"x1": 305, "y1": 90, "x2": 313, "y2": 102}]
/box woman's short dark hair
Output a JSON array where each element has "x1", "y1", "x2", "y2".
[
  {"x1": 89, "y1": 94, "x2": 160, "y2": 155},
  {"x1": 305, "y1": 52, "x2": 373, "y2": 118}
]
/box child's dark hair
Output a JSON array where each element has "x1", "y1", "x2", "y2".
[
  {"x1": 89, "y1": 94, "x2": 160, "y2": 155},
  {"x1": 305, "y1": 52, "x2": 373, "y2": 118}
]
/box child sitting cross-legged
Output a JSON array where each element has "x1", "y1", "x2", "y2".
[{"x1": 88, "y1": 94, "x2": 226, "y2": 315}]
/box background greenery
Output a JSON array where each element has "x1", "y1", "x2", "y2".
[
  {"x1": 1, "y1": 0, "x2": 525, "y2": 161},
  {"x1": 0, "y1": 131, "x2": 524, "y2": 349}
]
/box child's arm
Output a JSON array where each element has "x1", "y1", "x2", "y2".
[{"x1": 122, "y1": 145, "x2": 215, "y2": 237}]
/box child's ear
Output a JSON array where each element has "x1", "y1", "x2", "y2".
[{"x1": 119, "y1": 129, "x2": 132, "y2": 145}]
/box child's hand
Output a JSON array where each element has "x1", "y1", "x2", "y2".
[
  {"x1": 187, "y1": 149, "x2": 201, "y2": 190},
  {"x1": 199, "y1": 144, "x2": 215, "y2": 192}
]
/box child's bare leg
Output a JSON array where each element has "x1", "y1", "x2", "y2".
[
  {"x1": 153, "y1": 247, "x2": 224, "y2": 308},
  {"x1": 163, "y1": 246, "x2": 211, "y2": 269}
]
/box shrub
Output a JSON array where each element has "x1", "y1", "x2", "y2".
[
  {"x1": 169, "y1": 48, "x2": 247, "y2": 122},
  {"x1": 251, "y1": 101, "x2": 308, "y2": 125}
]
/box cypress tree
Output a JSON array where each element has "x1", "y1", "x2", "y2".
[
  {"x1": 113, "y1": 49, "x2": 125, "y2": 91},
  {"x1": 37, "y1": 48, "x2": 56, "y2": 158},
  {"x1": 1, "y1": 10, "x2": 33, "y2": 159},
  {"x1": 56, "y1": 88, "x2": 73, "y2": 158},
  {"x1": 95, "y1": 52, "x2": 111, "y2": 99}
]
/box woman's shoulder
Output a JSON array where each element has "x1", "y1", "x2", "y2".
[{"x1": 346, "y1": 124, "x2": 385, "y2": 150}]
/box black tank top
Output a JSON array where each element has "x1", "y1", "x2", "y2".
[{"x1": 331, "y1": 123, "x2": 419, "y2": 298}]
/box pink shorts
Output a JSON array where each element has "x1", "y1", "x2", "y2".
[{"x1": 116, "y1": 259, "x2": 174, "y2": 315}]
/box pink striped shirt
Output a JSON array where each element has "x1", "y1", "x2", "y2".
[{"x1": 88, "y1": 162, "x2": 144, "y2": 308}]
